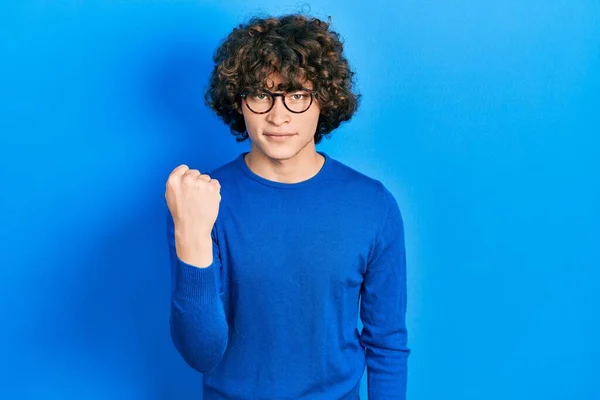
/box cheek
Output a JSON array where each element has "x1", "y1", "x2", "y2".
[
  {"x1": 241, "y1": 111, "x2": 261, "y2": 136},
  {"x1": 305, "y1": 109, "x2": 321, "y2": 128}
]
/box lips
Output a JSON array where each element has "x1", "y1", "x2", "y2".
[
  {"x1": 265, "y1": 134, "x2": 295, "y2": 136},
  {"x1": 264, "y1": 133, "x2": 295, "y2": 142}
]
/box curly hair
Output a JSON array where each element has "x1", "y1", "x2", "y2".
[{"x1": 204, "y1": 13, "x2": 361, "y2": 144}]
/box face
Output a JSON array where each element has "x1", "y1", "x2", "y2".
[{"x1": 238, "y1": 72, "x2": 321, "y2": 162}]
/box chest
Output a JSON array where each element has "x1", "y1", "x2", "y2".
[{"x1": 216, "y1": 191, "x2": 374, "y2": 295}]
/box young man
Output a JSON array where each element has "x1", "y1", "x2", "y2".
[{"x1": 165, "y1": 13, "x2": 410, "y2": 400}]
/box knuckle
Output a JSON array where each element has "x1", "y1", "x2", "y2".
[
  {"x1": 173, "y1": 164, "x2": 188, "y2": 175},
  {"x1": 182, "y1": 175, "x2": 195, "y2": 185}
]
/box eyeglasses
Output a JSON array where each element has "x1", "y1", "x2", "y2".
[{"x1": 240, "y1": 88, "x2": 316, "y2": 114}]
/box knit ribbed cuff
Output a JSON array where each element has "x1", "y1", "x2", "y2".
[{"x1": 174, "y1": 258, "x2": 219, "y2": 305}]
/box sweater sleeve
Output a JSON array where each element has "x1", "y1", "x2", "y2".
[
  {"x1": 166, "y1": 210, "x2": 229, "y2": 373},
  {"x1": 359, "y1": 183, "x2": 411, "y2": 399}
]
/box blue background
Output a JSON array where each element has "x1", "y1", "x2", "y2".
[{"x1": 1, "y1": 1, "x2": 598, "y2": 399}]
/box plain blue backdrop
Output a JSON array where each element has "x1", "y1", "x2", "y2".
[{"x1": 1, "y1": 1, "x2": 598, "y2": 399}]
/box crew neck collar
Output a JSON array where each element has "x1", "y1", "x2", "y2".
[{"x1": 236, "y1": 151, "x2": 331, "y2": 190}]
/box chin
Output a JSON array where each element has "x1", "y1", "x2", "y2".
[
  {"x1": 258, "y1": 145, "x2": 298, "y2": 159},
  {"x1": 264, "y1": 148, "x2": 297, "y2": 159}
]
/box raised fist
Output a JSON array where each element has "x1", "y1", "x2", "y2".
[{"x1": 165, "y1": 164, "x2": 221, "y2": 238}]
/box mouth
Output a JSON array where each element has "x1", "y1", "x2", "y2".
[{"x1": 264, "y1": 133, "x2": 295, "y2": 141}]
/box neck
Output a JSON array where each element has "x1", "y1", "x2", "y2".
[{"x1": 245, "y1": 146, "x2": 325, "y2": 184}]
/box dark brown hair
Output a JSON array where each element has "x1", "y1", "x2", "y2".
[{"x1": 204, "y1": 13, "x2": 361, "y2": 144}]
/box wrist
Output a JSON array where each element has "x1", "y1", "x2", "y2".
[{"x1": 174, "y1": 230, "x2": 213, "y2": 268}]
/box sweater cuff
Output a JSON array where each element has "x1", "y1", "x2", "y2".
[{"x1": 174, "y1": 258, "x2": 219, "y2": 305}]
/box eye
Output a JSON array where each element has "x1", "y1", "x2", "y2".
[{"x1": 287, "y1": 91, "x2": 311, "y2": 101}]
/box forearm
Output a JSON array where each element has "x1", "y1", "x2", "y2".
[
  {"x1": 364, "y1": 344, "x2": 410, "y2": 399},
  {"x1": 169, "y1": 233, "x2": 229, "y2": 373},
  {"x1": 175, "y1": 228, "x2": 214, "y2": 268}
]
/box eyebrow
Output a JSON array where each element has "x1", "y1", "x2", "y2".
[
  {"x1": 258, "y1": 82, "x2": 312, "y2": 91},
  {"x1": 257, "y1": 88, "x2": 313, "y2": 95},
  {"x1": 266, "y1": 84, "x2": 313, "y2": 91}
]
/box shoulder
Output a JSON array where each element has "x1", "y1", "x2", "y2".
[
  {"x1": 328, "y1": 156, "x2": 382, "y2": 193},
  {"x1": 328, "y1": 156, "x2": 397, "y2": 211},
  {"x1": 204, "y1": 154, "x2": 240, "y2": 179}
]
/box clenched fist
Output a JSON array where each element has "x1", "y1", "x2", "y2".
[{"x1": 165, "y1": 164, "x2": 221, "y2": 236}]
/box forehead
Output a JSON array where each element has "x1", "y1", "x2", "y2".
[
  {"x1": 262, "y1": 72, "x2": 313, "y2": 91},
  {"x1": 265, "y1": 72, "x2": 285, "y2": 86}
]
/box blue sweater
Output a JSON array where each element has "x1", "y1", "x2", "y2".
[{"x1": 166, "y1": 151, "x2": 410, "y2": 400}]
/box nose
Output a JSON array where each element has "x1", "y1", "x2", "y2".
[{"x1": 266, "y1": 96, "x2": 291, "y2": 125}]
